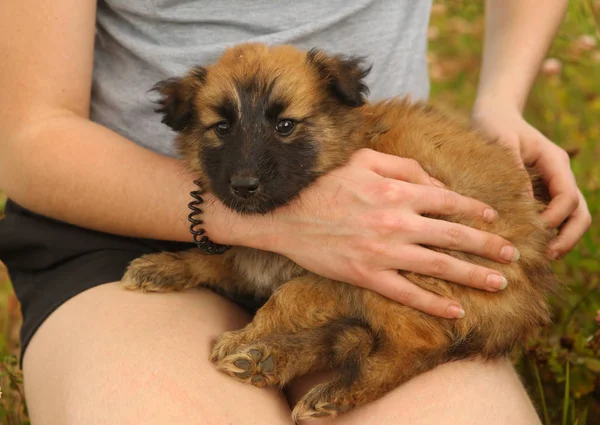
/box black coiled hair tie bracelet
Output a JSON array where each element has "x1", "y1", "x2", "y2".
[{"x1": 188, "y1": 179, "x2": 232, "y2": 255}]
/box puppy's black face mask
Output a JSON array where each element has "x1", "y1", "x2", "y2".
[
  {"x1": 153, "y1": 46, "x2": 370, "y2": 215},
  {"x1": 199, "y1": 78, "x2": 322, "y2": 215}
]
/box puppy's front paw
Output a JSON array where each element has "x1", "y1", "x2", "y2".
[
  {"x1": 215, "y1": 342, "x2": 280, "y2": 388},
  {"x1": 121, "y1": 253, "x2": 194, "y2": 293}
]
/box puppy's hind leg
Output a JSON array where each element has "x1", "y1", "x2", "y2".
[
  {"x1": 214, "y1": 317, "x2": 376, "y2": 390},
  {"x1": 212, "y1": 277, "x2": 369, "y2": 389},
  {"x1": 292, "y1": 315, "x2": 451, "y2": 422},
  {"x1": 121, "y1": 249, "x2": 232, "y2": 293},
  {"x1": 211, "y1": 276, "x2": 355, "y2": 363}
]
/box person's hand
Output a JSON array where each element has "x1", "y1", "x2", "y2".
[
  {"x1": 471, "y1": 101, "x2": 592, "y2": 259},
  {"x1": 208, "y1": 149, "x2": 521, "y2": 319}
]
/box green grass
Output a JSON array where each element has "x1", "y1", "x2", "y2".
[
  {"x1": 1, "y1": 1, "x2": 599, "y2": 423},
  {"x1": 0, "y1": 257, "x2": 28, "y2": 424}
]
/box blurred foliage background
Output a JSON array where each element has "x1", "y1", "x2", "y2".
[{"x1": 1, "y1": 1, "x2": 599, "y2": 424}]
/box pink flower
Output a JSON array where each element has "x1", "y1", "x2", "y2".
[
  {"x1": 575, "y1": 35, "x2": 598, "y2": 52},
  {"x1": 541, "y1": 58, "x2": 562, "y2": 76}
]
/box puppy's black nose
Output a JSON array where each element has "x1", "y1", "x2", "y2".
[{"x1": 230, "y1": 176, "x2": 260, "y2": 197}]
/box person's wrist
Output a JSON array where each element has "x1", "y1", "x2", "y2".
[
  {"x1": 199, "y1": 192, "x2": 283, "y2": 251},
  {"x1": 472, "y1": 89, "x2": 526, "y2": 117}
]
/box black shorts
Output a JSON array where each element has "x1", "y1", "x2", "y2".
[{"x1": 0, "y1": 200, "x2": 262, "y2": 366}]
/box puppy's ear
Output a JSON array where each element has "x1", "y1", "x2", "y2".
[
  {"x1": 306, "y1": 49, "x2": 371, "y2": 107},
  {"x1": 151, "y1": 66, "x2": 207, "y2": 132}
]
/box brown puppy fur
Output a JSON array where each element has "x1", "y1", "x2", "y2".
[{"x1": 121, "y1": 43, "x2": 557, "y2": 422}]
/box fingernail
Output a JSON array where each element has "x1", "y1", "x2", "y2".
[
  {"x1": 486, "y1": 274, "x2": 508, "y2": 291},
  {"x1": 447, "y1": 305, "x2": 466, "y2": 319},
  {"x1": 500, "y1": 246, "x2": 520, "y2": 263},
  {"x1": 547, "y1": 249, "x2": 559, "y2": 260},
  {"x1": 431, "y1": 177, "x2": 446, "y2": 188},
  {"x1": 483, "y1": 208, "x2": 498, "y2": 223}
]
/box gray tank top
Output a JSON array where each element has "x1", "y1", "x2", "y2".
[{"x1": 92, "y1": 0, "x2": 432, "y2": 157}]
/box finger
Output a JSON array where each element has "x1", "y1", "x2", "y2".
[
  {"x1": 362, "y1": 270, "x2": 465, "y2": 319},
  {"x1": 410, "y1": 185, "x2": 499, "y2": 224},
  {"x1": 352, "y1": 148, "x2": 445, "y2": 188},
  {"x1": 411, "y1": 216, "x2": 519, "y2": 264},
  {"x1": 538, "y1": 149, "x2": 580, "y2": 229},
  {"x1": 391, "y1": 245, "x2": 508, "y2": 292},
  {"x1": 548, "y1": 191, "x2": 592, "y2": 259},
  {"x1": 541, "y1": 190, "x2": 580, "y2": 230}
]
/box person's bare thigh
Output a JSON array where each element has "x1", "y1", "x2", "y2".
[
  {"x1": 24, "y1": 282, "x2": 542, "y2": 425},
  {"x1": 287, "y1": 358, "x2": 542, "y2": 425},
  {"x1": 23, "y1": 282, "x2": 294, "y2": 425}
]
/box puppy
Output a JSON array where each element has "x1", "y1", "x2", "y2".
[{"x1": 122, "y1": 43, "x2": 557, "y2": 422}]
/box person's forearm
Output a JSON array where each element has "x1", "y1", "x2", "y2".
[
  {"x1": 0, "y1": 113, "x2": 227, "y2": 243},
  {"x1": 475, "y1": 0, "x2": 568, "y2": 111}
]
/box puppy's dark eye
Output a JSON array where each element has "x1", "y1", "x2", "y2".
[
  {"x1": 214, "y1": 122, "x2": 230, "y2": 137},
  {"x1": 275, "y1": 119, "x2": 296, "y2": 136}
]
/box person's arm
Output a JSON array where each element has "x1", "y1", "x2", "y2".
[
  {"x1": 0, "y1": 0, "x2": 201, "y2": 242},
  {"x1": 475, "y1": 0, "x2": 568, "y2": 112},
  {"x1": 472, "y1": 0, "x2": 591, "y2": 258}
]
